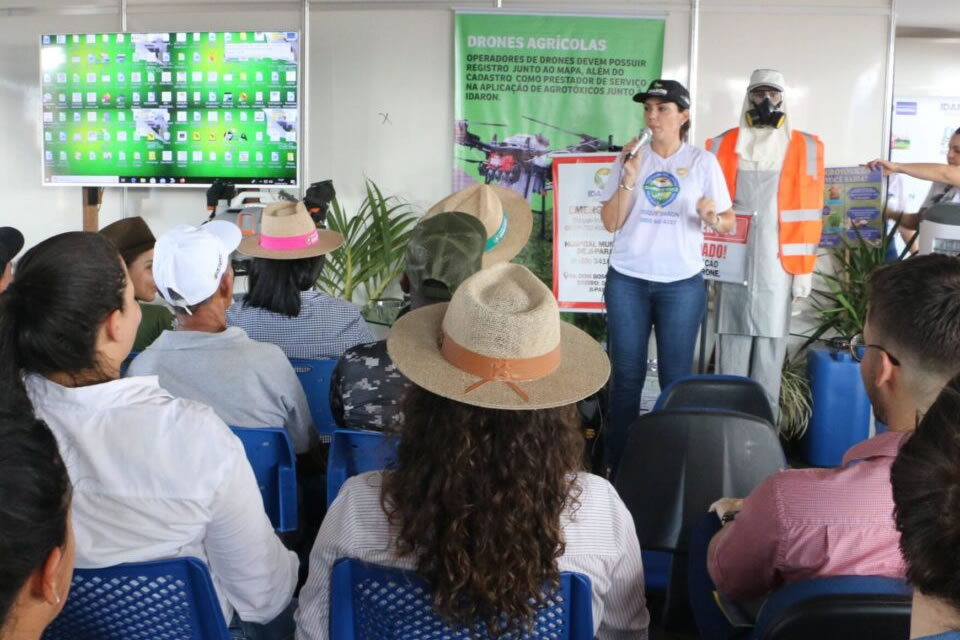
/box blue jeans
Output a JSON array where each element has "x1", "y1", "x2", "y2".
[
  {"x1": 604, "y1": 267, "x2": 706, "y2": 475},
  {"x1": 230, "y1": 599, "x2": 297, "y2": 640}
]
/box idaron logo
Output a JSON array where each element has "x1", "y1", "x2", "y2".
[
  {"x1": 594, "y1": 167, "x2": 611, "y2": 189},
  {"x1": 643, "y1": 171, "x2": 680, "y2": 208}
]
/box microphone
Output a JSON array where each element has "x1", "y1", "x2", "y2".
[{"x1": 625, "y1": 128, "x2": 652, "y2": 160}]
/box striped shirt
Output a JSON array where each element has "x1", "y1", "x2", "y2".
[
  {"x1": 709, "y1": 431, "x2": 909, "y2": 602},
  {"x1": 294, "y1": 471, "x2": 649, "y2": 640},
  {"x1": 226, "y1": 291, "x2": 375, "y2": 360}
]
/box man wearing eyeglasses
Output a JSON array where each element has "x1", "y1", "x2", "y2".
[{"x1": 690, "y1": 254, "x2": 960, "y2": 639}]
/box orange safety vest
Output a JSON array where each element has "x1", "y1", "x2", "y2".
[{"x1": 706, "y1": 128, "x2": 825, "y2": 275}]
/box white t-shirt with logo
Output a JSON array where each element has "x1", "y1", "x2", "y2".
[{"x1": 600, "y1": 143, "x2": 732, "y2": 283}]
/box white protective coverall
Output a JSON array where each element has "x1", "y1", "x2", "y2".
[{"x1": 714, "y1": 69, "x2": 814, "y2": 417}]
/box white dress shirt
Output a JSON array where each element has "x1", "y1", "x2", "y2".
[
  {"x1": 294, "y1": 471, "x2": 649, "y2": 640},
  {"x1": 26, "y1": 374, "x2": 299, "y2": 624}
]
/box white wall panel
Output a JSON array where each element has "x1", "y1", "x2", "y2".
[
  {"x1": 695, "y1": 7, "x2": 890, "y2": 166},
  {"x1": 0, "y1": 0, "x2": 901, "y2": 255}
]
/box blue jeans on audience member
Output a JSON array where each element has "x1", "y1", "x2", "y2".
[
  {"x1": 230, "y1": 600, "x2": 297, "y2": 640},
  {"x1": 688, "y1": 513, "x2": 749, "y2": 640},
  {"x1": 604, "y1": 267, "x2": 706, "y2": 476}
]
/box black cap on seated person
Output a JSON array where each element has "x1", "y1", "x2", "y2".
[
  {"x1": 405, "y1": 212, "x2": 487, "y2": 305},
  {"x1": 0, "y1": 227, "x2": 24, "y2": 273}
]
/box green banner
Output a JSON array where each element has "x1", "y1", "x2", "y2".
[{"x1": 454, "y1": 13, "x2": 665, "y2": 210}]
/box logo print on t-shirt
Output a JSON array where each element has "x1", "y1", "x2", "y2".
[{"x1": 643, "y1": 171, "x2": 680, "y2": 208}]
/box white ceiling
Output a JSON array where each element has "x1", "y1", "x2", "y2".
[{"x1": 1, "y1": 0, "x2": 957, "y2": 35}]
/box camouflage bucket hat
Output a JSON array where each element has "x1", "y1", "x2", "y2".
[{"x1": 405, "y1": 211, "x2": 487, "y2": 301}]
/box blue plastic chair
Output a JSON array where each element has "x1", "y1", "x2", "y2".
[
  {"x1": 289, "y1": 357, "x2": 338, "y2": 439},
  {"x1": 230, "y1": 426, "x2": 297, "y2": 532},
  {"x1": 327, "y1": 429, "x2": 398, "y2": 508},
  {"x1": 42, "y1": 557, "x2": 230, "y2": 640},
  {"x1": 329, "y1": 558, "x2": 594, "y2": 639},
  {"x1": 654, "y1": 374, "x2": 776, "y2": 428},
  {"x1": 751, "y1": 576, "x2": 911, "y2": 639}
]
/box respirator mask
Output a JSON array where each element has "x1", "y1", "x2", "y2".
[{"x1": 746, "y1": 89, "x2": 785, "y2": 128}]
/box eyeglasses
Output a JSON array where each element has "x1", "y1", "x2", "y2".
[{"x1": 847, "y1": 333, "x2": 901, "y2": 366}]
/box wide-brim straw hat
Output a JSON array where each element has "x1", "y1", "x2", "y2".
[
  {"x1": 425, "y1": 184, "x2": 532, "y2": 267},
  {"x1": 388, "y1": 263, "x2": 610, "y2": 410},
  {"x1": 238, "y1": 201, "x2": 344, "y2": 260}
]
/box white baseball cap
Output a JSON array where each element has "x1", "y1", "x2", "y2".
[
  {"x1": 747, "y1": 68, "x2": 785, "y2": 93},
  {"x1": 153, "y1": 221, "x2": 242, "y2": 312}
]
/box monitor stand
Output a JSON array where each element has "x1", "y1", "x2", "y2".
[{"x1": 82, "y1": 186, "x2": 103, "y2": 231}]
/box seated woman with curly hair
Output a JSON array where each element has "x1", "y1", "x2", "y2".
[{"x1": 295, "y1": 263, "x2": 648, "y2": 639}]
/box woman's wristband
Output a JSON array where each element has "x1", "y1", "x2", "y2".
[{"x1": 619, "y1": 182, "x2": 635, "y2": 191}]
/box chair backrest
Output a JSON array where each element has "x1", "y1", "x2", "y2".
[
  {"x1": 327, "y1": 429, "x2": 398, "y2": 508},
  {"x1": 655, "y1": 374, "x2": 777, "y2": 428},
  {"x1": 329, "y1": 558, "x2": 594, "y2": 640},
  {"x1": 289, "y1": 357, "x2": 338, "y2": 439},
  {"x1": 230, "y1": 426, "x2": 297, "y2": 532},
  {"x1": 42, "y1": 557, "x2": 230, "y2": 640},
  {"x1": 751, "y1": 576, "x2": 912, "y2": 640},
  {"x1": 614, "y1": 409, "x2": 785, "y2": 553}
]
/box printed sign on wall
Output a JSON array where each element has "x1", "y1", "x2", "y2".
[
  {"x1": 551, "y1": 154, "x2": 616, "y2": 312},
  {"x1": 702, "y1": 214, "x2": 752, "y2": 284}
]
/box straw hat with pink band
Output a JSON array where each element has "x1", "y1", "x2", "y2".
[
  {"x1": 425, "y1": 184, "x2": 533, "y2": 267},
  {"x1": 387, "y1": 263, "x2": 610, "y2": 410},
  {"x1": 238, "y1": 201, "x2": 344, "y2": 260}
]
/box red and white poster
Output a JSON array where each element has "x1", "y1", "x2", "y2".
[
  {"x1": 552, "y1": 153, "x2": 617, "y2": 312},
  {"x1": 702, "y1": 214, "x2": 752, "y2": 285}
]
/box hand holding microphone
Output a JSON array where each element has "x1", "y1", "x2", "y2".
[
  {"x1": 620, "y1": 128, "x2": 652, "y2": 187},
  {"x1": 625, "y1": 128, "x2": 652, "y2": 161}
]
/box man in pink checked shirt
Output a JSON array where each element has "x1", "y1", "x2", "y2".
[{"x1": 689, "y1": 254, "x2": 960, "y2": 640}]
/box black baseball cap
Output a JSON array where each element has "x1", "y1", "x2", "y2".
[
  {"x1": 633, "y1": 79, "x2": 691, "y2": 110},
  {"x1": 0, "y1": 227, "x2": 24, "y2": 271}
]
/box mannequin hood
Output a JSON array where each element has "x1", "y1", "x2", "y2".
[{"x1": 736, "y1": 68, "x2": 791, "y2": 167}]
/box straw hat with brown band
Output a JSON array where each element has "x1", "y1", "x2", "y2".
[
  {"x1": 387, "y1": 263, "x2": 610, "y2": 410},
  {"x1": 237, "y1": 201, "x2": 344, "y2": 260},
  {"x1": 424, "y1": 184, "x2": 533, "y2": 267}
]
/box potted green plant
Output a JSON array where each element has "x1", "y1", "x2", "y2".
[
  {"x1": 778, "y1": 354, "x2": 812, "y2": 444},
  {"x1": 804, "y1": 219, "x2": 914, "y2": 346},
  {"x1": 317, "y1": 179, "x2": 419, "y2": 316}
]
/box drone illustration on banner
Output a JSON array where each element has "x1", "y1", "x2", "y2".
[{"x1": 456, "y1": 116, "x2": 623, "y2": 236}]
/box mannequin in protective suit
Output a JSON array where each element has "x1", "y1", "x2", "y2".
[{"x1": 706, "y1": 69, "x2": 825, "y2": 417}]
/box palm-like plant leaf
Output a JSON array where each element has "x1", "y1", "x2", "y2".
[
  {"x1": 801, "y1": 217, "x2": 904, "y2": 349},
  {"x1": 318, "y1": 178, "x2": 418, "y2": 308}
]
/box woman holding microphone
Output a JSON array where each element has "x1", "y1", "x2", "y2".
[{"x1": 600, "y1": 79, "x2": 735, "y2": 476}]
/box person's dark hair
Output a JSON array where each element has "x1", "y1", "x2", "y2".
[
  {"x1": 953, "y1": 126, "x2": 960, "y2": 136},
  {"x1": 867, "y1": 254, "x2": 960, "y2": 380},
  {"x1": 892, "y1": 373, "x2": 960, "y2": 608},
  {"x1": 0, "y1": 232, "x2": 127, "y2": 393},
  {"x1": 243, "y1": 255, "x2": 326, "y2": 317},
  {"x1": 680, "y1": 113, "x2": 691, "y2": 142},
  {"x1": 380, "y1": 386, "x2": 585, "y2": 636},
  {"x1": 0, "y1": 404, "x2": 72, "y2": 626}
]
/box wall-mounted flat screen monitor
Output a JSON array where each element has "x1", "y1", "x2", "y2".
[{"x1": 40, "y1": 30, "x2": 299, "y2": 187}]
